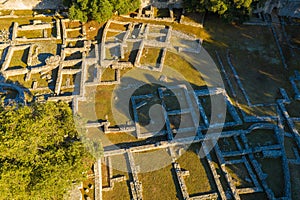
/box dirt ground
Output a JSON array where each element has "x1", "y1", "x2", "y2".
[{"x1": 0, "y1": 0, "x2": 63, "y2": 10}]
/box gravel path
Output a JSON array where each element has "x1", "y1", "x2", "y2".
[{"x1": 0, "y1": 0, "x2": 63, "y2": 10}]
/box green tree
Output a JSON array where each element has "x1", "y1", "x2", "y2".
[
  {"x1": 90, "y1": 0, "x2": 113, "y2": 22},
  {"x1": 64, "y1": 0, "x2": 140, "y2": 22},
  {"x1": 0, "y1": 101, "x2": 97, "y2": 199},
  {"x1": 183, "y1": 0, "x2": 257, "y2": 22}
]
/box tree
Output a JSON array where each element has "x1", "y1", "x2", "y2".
[
  {"x1": 110, "y1": 0, "x2": 140, "y2": 15},
  {"x1": 183, "y1": 0, "x2": 258, "y2": 22},
  {"x1": 89, "y1": 0, "x2": 113, "y2": 23},
  {"x1": 0, "y1": 101, "x2": 96, "y2": 199},
  {"x1": 64, "y1": 0, "x2": 140, "y2": 23}
]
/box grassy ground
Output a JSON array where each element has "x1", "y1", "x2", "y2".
[
  {"x1": 285, "y1": 101, "x2": 300, "y2": 117},
  {"x1": 164, "y1": 51, "x2": 206, "y2": 88},
  {"x1": 246, "y1": 129, "x2": 277, "y2": 147},
  {"x1": 138, "y1": 164, "x2": 178, "y2": 200},
  {"x1": 218, "y1": 137, "x2": 239, "y2": 152},
  {"x1": 203, "y1": 14, "x2": 292, "y2": 105},
  {"x1": 284, "y1": 136, "x2": 298, "y2": 159},
  {"x1": 225, "y1": 163, "x2": 253, "y2": 188},
  {"x1": 289, "y1": 163, "x2": 300, "y2": 200},
  {"x1": 108, "y1": 22, "x2": 128, "y2": 31},
  {"x1": 17, "y1": 29, "x2": 44, "y2": 39},
  {"x1": 181, "y1": 12, "x2": 205, "y2": 25},
  {"x1": 176, "y1": 143, "x2": 216, "y2": 196},
  {"x1": 257, "y1": 157, "x2": 284, "y2": 198},
  {"x1": 139, "y1": 48, "x2": 161, "y2": 66},
  {"x1": 155, "y1": 8, "x2": 170, "y2": 18},
  {"x1": 9, "y1": 49, "x2": 28, "y2": 69},
  {"x1": 240, "y1": 192, "x2": 268, "y2": 200},
  {"x1": 101, "y1": 68, "x2": 116, "y2": 82},
  {"x1": 102, "y1": 154, "x2": 131, "y2": 200},
  {"x1": 295, "y1": 122, "x2": 300, "y2": 132}
]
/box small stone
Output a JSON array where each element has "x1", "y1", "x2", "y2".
[{"x1": 159, "y1": 75, "x2": 167, "y2": 82}]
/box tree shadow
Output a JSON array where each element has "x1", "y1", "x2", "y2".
[{"x1": 32, "y1": 0, "x2": 64, "y2": 11}]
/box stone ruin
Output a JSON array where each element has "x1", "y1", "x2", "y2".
[{"x1": 0, "y1": 13, "x2": 299, "y2": 200}]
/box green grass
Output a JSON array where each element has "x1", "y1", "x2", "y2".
[
  {"x1": 138, "y1": 164, "x2": 177, "y2": 200},
  {"x1": 240, "y1": 192, "x2": 268, "y2": 200},
  {"x1": 285, "y1": 25, "x2": 300, "y2": 46},
  {"x1": 106, "y1": 31, "x2": 120, "y2": 38},
  {"x1": 290, "y1": 163, "x2": 300, "y2": 200},
  {"x1": 285, "y1": 101, "x2": 300, "y2": 117},
  {"x1": 156, "y1": 8, "x2": 170, "y2": 18},
  {"x1": 139, "y1": 48, "x2": 161, "y2": 66},
  {"x1": 181, "y1": 12, "x2": 205, "y2": 25},
  {"x1": 225, "y1": 163, "x2": 253, "y2": 188},
  {"x1": 246, "y1": 129, "x2": 277, "y2": 147},
  {"x1": 9, "y1": 49, "x2": 28, "y2": 69},
  {"x1": 17, "y1": 29, "x2": 52, "y2": 39},
  {"x1": 102, "y1": 154, "x2": 131, "y2": 200},
  {"x1": 176, "y1": 143, "x2": 216, "y2": 195},
  {"x1": 284, "y1": 137, "x2": 298, "y2": 159},
  {"x1": 108, "y1": 23, "x2": 128, "y2": 31},
  {"x1": 257, "y1": 157, "x2": 284, "y2": 198},
  {"x1": 164, "y1": 51, "x2": 206, "y2": 88},
  {"x1": 295, "y1": 122, "x2": 300, "y2": 132},
  {"x1": 218, "y1": 137, "x2": 239, "y2": 152},
  {"x1": 61, "y1": 74, "x2": 75, "y2": 87},
  {"x1": 102, "y1": 181, "x2": 130, "y2": 200},
  {"x1": 101, "y1": 68, "x2": 116, "y2": 82},
  {"x1": 67, "y1": 29, "x2": 82, "y2": 38},
  {"x1": 203, "y1": 14, "x2": 291, "y2": 104},
  {"x1": 101, "y1": 162, "x2": 109, "y2": 187}
]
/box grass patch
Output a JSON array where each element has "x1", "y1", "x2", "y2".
[
  {"x1": 285, "y1": 101, "x2": 300, "y2": 117},
  {"x1": 290, "y1": 163, "x2": 300, "y2": 200},
  {"x1": 102, "y1": 180, "x2": 130, "y2": 200},
  {"x1": 84, "y1": 20, "x2": 105, "y2": 40},
  {"x1": 67, "y1": 29, "x2": 82, "y2": 38},
  {"x1": 101, "y1": 68, "x2": 116, "y2": 82},
  {"x1": 285, "y1": 25, "x2": 300, "y2": 46},
  {"x1": 226, "y1": 163, "x2": 253, "y2": 188},
  {"x1": 9, "y1": 48, "x2": 29, "y2": 69},
  {"x1": 139, "y1": 48, "x2": 161, "y2": 66},
  {"x1": 257, "y1": 157, "x2": 284, "y2": 198},
  {"x1": 295, "y1": 122, "x2": 300, "y2": 132},
  {"x1": 106, "y1": 31, "x2": 121, "y2": 38},
  {"x1": 204, "y1": 14, "x2": 289, "y2": 104},
  {"x1": 165, "y1": 51, "x2": 206, "y2": 88},
  {"x1": 17, "y1": 29, "x2": 44, "y2": 39},
  {"x1": 176, "y1": 143, "x2": 216, "y2": 195},
  {"x1": 156, "y1": 8, "x2": 170, "y2": 18},
  {"x1": 240, "y1": 192, "x2": 268, "y2": 200},
  {"x1": 94, "y1": 85, "x2": 116, "y2": 124},
  {"x1": 61, "y1": 74, "x2": 75, "y2": 87},
  {"x1": 284, "y1": 137, "x2": 298, "y2": 159},
  {"x1": 108, "y1": 23, "x2": 128, "y2": 31},
  {"x1": 246, "y1": 129, "x2": 277, "y2": 147},
  {"x1": 181, "y1": 12, "x2": 205, "y2": 25},
  {"x1": 138, "y1": 164, "x2": 177, "y2": 200},
  {"x1": 218, "y1": 137, "x2": 239, "y2": 152}
]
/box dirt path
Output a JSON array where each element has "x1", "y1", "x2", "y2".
[{"x1": 0, "y1": 0, "x2": 63, "y2": 10}]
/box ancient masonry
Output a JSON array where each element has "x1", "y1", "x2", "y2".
[
  {"x1": 0, "y1": 14, "x2": 299, "y2": 200},
  {"x1": 83, "y1": 20, "x2": 298, "y2": 200}
]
